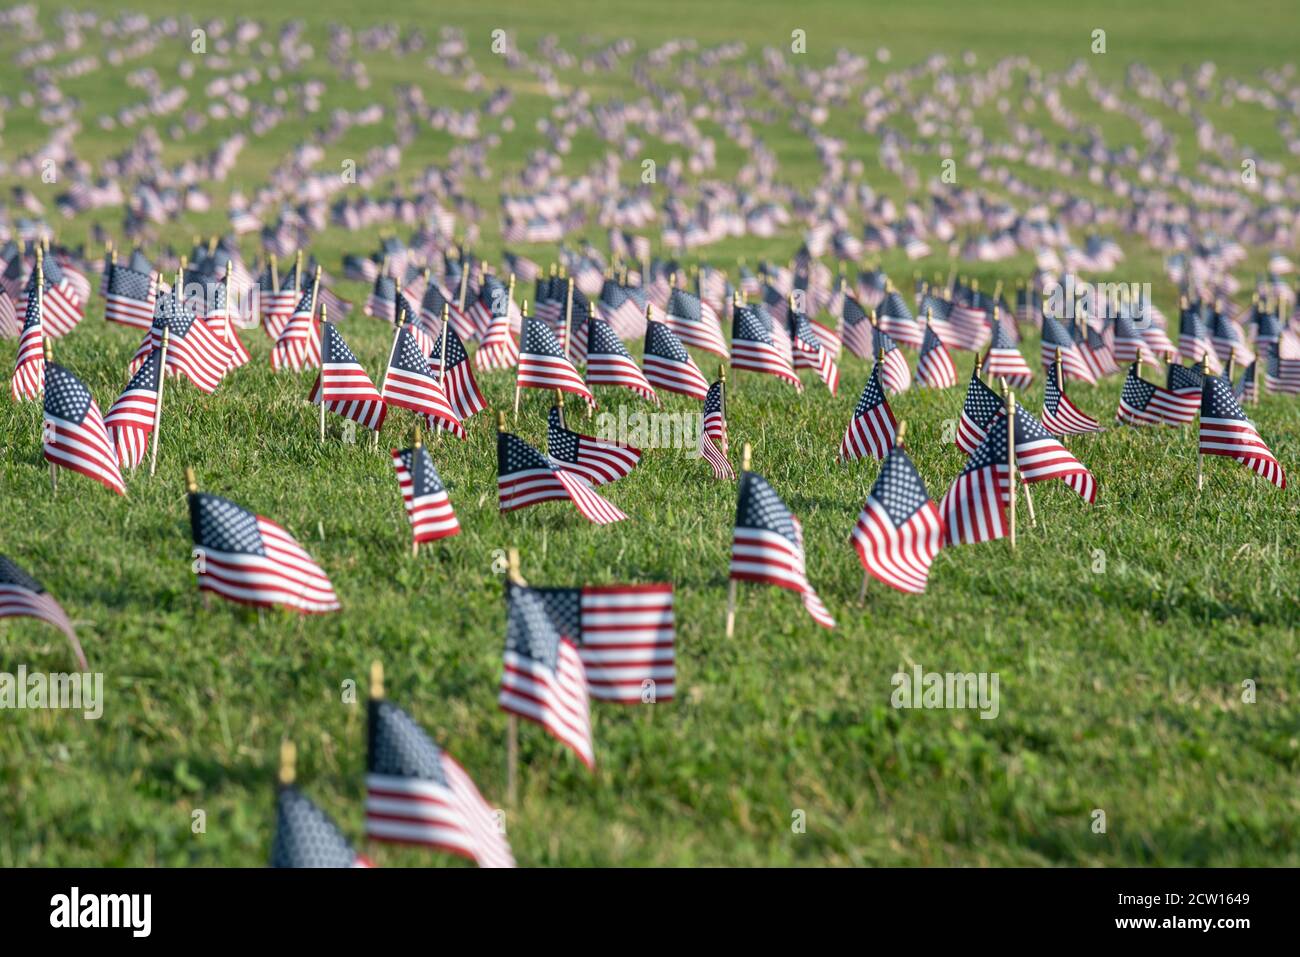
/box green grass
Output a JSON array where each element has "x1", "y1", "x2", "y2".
[{"x1": 1, "y1": 1, "x2": 1298, "y2": 866}]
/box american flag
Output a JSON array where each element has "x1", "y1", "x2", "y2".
[
  {"x1": 43, "y1": 362, "x2": 125, "y2": 496},
  {"x1": 270, "y1": 280, "x2": 323, "y2": 373},
  {"x1": 840, "y1": 362, "x2": 898, "y2": 462},
  {"x1": 1235, "y1": 359, "x2": 1259, "y2": 403},
  {"x1": 1178, "y1": 303, "x2": 1223, "y2": 373},
  {"x1": 873, "y1": 324, "x2": 911, "y2": 394},
  {"x1": 473, "y1": 298, "x2": 519, "y2": 372},
  {"x1": 940, "y1": 411, "x2": 1011, "y2": 546},
  {"x1": 585, "y1": 318, "x2": 658, "y2": 403},
  {"x1": 1011, "y1": 402, "x2": 1097, "y2": 503},
  {"x1": 1116, "y1": 363, "x2": 1198, "y2": 427},
  {"x1": 1041, "y1": 315, "x2": 1097, "y2": 385},
  {"x1": 730, "y1": 304, "x2": 801, "y2": 391},
  {"x1": 982, "y1": 322, "x2": 1034, "y2": 389},
  {"x1": 201, "y1": 280, "x2": 252, "y2": 372},
  {"x1": 851, "y1": 444, "x2": 944, "y2": 594},
  {"x1": 532, "y1": 584, "x2": 676, "y2": 703},
  {"x1": 790, "y1": 309, "x2": 840, "y2": 394},
  {"x1": 365, "y1": 697, "x2": 513, "y2": 867},
  {"x1": 947, "y1": 295, "x2": 992, "y2": 352},
  {"x1": 518, "y1": 315, "x2": 595, "y2": 407},
  {"x1": 730, "y1": 471, "x2": 834, "y2": 629},
  {"x1": 955, "y1": 369, "x2": 1006, "y2": 455},
  {"x1": 916, "y1": 322, "x2": 958, "y2": 388},
  {"x1": 20, "y1": 259, "x2": 83, "y2": 338},
  {"x1": 365, "y1": 274, "x2": 397, "y2": 322},
  {"x1": 381, "y1": 325, "x2": 462, "y2": 438},
  {"x1": 429, "y1": 324, "x2": 486, "y2": 424},
  {"x1": 1112, "y1": 312, "x2": 1153, "y2": 363},
  {"x1": 1042, "y1": 360, "x2": 1102, "y2": 436},
  {"x1": 500, "y1": 582, "x2": 595, "y2": 768},
  {"x1": 699, "y1": 378, "x2": 734, "y2": 480},
  {"x1": 600, "y1": 279, "x2": 649, "y2": 341},
  {"x1": 104, "y1": 262, "x2": 157, "y2": 329},
  {"x1": 664, "y1": 287, "x2": 727, "y2": 358},
  {"x1": 271, "y1": 786, "x2": 369, "y2": 868},
  {"x1": 877, "y1": 289, "x2": 924, "y2": 347},
  {"x1": 547, "y1": 406, "x2": 640, "y2": 486},
  {"x1": 1167, "y1": 361, "x2": 1207, "y2": 418},
  {"x1": 391, "y1": 443, "x2": 460, "y2": 543},
  {"x1": 189, "y1": 491, "x2": 339, "y2": 613},
  {"x1": 309, "y1": 322, "x2": 387, "y2": 432},
  {"x1": 644, "y1": 319, "x2": 710, "y2": 401},
  {"x1": 1265, "y1": 344, "x2": 1300, "y2": 394},
  {"x1": 497, "y1": 431, "x2": 627, "y2": 525},
  {"x1": 1084, "y1": 324, "x2": 1120, "y2": 378},
  {"x1": 1199, "y1": 374, "x2": 1286, "y2": 488},
  {"x1": 841, "y1": 296, "x2": 875, "y2": 359},
  {"x1": 104, "y1": 346, "x2": 162, "y2": 469},
  {"x1": 10, "y1": 288, "x2": 44, "y2": 401},
  {"x1": 0, "y1": 288, "x2": 16, "y2": 339},
  {"x1": 0, "y1": 555, "x2": 85, "y2": 671}
]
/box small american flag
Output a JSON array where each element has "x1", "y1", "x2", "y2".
[
  {"x1": 790, "y1": 309, "x2": 840, "y2": 394},
  {"x1": 664, "y1": 287, "x2": 727, "y2": 358},
  {"x1": 1013, "y1": 403, "x2": 1097, "y2": 502},
  {"x1": 189, "y1": 491, "x2": 340, "y2": 613},
  {"x1": 644, "y1": 319, "x2": 710, "y2": 400},
  {"x1": 104, "y1": 346, "x2": 162, "y2": 469},
  {"x1": 840, "y1": 362, "x2": 897, "y2": 462},
  {"x1": 20, "y1": 260, "x2": 83, "y2": 338},
  {"x1": 518, "y1": 315, "x2": 594, "y2": 407},
  {"x1": 730, "y1": 304, "x2": 801, "y2": 391},
  {"x1": 429, "y1": 324, "x2": 486, "y2": 424},
  {"x1": 600, "y1": 279, "x2": 649, "y2": 341},
  {"x1": 0, "y1": 555, "x2": 85, "y2": 671},
  {"x1": 1265, "y1": 344, "x2": 1300, "y2": 394},
  {"x1": 1043, "y1": 361, "x2": 1102, "y2": 436},
  {"x1": 1199, "y1": 374, "x2": 1286, "y2": 488},
  {"x1": 0, "y1": 288, "x2": 16, "y2": 338},
  {"x1": 547, "y1": 406, "x2": 640, "y2": 486},
  {"x1": 104, "y1": 262, "x2": 156, "y2": 329},
  {"x1": 851, "y1": 444, "x2": 943, "y2": 594},
  {"x1": 873, "y1": 324, "x2": 911, "y2": 394},
  {"x1": 270, "y1": 283, "x2": 322, "y2": 373},
  {"x1": 877, "y1": 289, "x2": 924, "y2": 347},
  {"x1": 500, "y1": 582, "x2": 595, "y2": 768},
  {"x1": 533, "y1": 584, "x2": 676, "y2": 703},
  {"x1": 940, "y1": 411, "x2": 1011, "y2": 545},
  {"x1": 498, "y1": 431, "x2": 627, "y2": 525},
  {"x1": 916, "y1": 322, "x2": 957, "y2": 389},
  {"x1": 10, "y1": 288, "x2": 43, "y2": 401},
  {"x1": 1112, "y1": 313, "x2": 1153, "y2": 364},
  {"x1": 956, "y1": 368, "x2": 1007, "y2": 455},
  {"x1": 585, "y1": 318, "x2": 658, "y2": 403},
  {"x1": 699, "y1": 379, "x2": 734, "y2": 480},
  {"x1": 364, "y1": 274, "x2": 397, "y2": 322},
  {"x1": 309, "y1": 322, "x2": 387, "y2": 432},
  {"x1": 1178, "y1": 304, "x2": 1222, "y2": 373},
  {"x1": 271, "y1": 786, "x2": 369, "y2": 868},
  {"x1": 381, "y1": 325, "x2": 462, "y2": 438},
  {"x1": 43, "y1": 362, "x2": 125, "y2": 496},
  {"x1": 982, "y1": 321, "x2": 1034, "y2": 390},
  {"x1": 1041, "y1": 316, "x2": 1097, "y2": 385},
  {"x1": 841, "y1": 297, "x2": 874, "y2": 359},
  {"x1": 129, "y1": 290, "x2": 229, "y2": 395},
  {"x1": 390, "y1": 444, "x2": 460, "y2": 543},
  {"x1": 1116, "y1": 363, "x2": 1198, "y2": 427},
  {"x1": 730, "y1": 471, "x2": 834, "y2": 629},
  {"x1": 473, "y1": 298, "x2": 519, "y2": 372},
  {"x1": 365, "y1": 697, "x2": 513, "y2": 867}
]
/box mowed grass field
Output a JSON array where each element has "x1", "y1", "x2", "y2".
[{"x1": 1, "y1": 1, "x2": 1299, "y2": 866}]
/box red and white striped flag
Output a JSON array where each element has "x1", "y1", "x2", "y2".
[
  {"x1": 851, "y1": 444, "x2": 944, "y2": 594},
  {"x1": 43, "y1": 362, "x2": 126, "y2": 496},
  {"x1": 391, "y1": 443, "x2": 460, "y2": 544}
]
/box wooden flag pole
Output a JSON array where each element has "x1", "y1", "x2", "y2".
[
  {"x1": 724, "y1": 443, "x2": 753, "y2": 639},
  {"x1": 513, "y1": 297, "x2": 529, "y2": 419},
  {"x1": 1054, "y1": 347, "x2": 1067, "y2": 446},
  {"x1": 563, "y1": 276, "x2": 575, "y2": 358},
  {"x1": 410, "y1": 425, "x2": 423, "y2": 556},
  {"x1": 1001, "y1": 378, "x2": 1036, "y2": 530},
  {"x1": 279, "y1": 739, "x2": 296, "y2": 788},
  {"x1": 149, "y1": 328, "x2": 171, "y2": 476},
  {"x1": 456, "y1": 253, "x2": 470, "y2": 313},
  {"x1": 718, "y1": 363, "x2": 729, "y2": 455},
  {"x1": 438, "y1": 303, "x2": 450, "y2": 379},
  {"x1": 555, "y1": 389, "x2": 565, "y2": 429},
  {"x1": 1006, "y1": 388, "x2": 1017, "y2": 548},
  {"x1": 505, "y1": 546, "x2": 527, "y2": 806},
  {"x1": 269, "y1": 252, "x2": 279, "y2": 293},
  {"x1": 294, "y1": 250, "x2": 303, "y2": 293},
  {"x1": 318, "y1": 303, "x2": 329, "y2": 442}
]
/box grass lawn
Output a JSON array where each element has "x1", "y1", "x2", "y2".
[{"x1": 0, "y1": 1, "x2": 1297, "y2": 866}]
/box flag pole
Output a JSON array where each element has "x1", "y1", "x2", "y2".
[
  {"x1": 505, "y1": 547, "x2": 527, "y2": 806},
  {"x1": 513, "y1": 297, "x2": 528, "y2": 419},
  {"x1": 718, "y1": 363, "x2": 729, "y2": 455},
  {"x1": 318, "y1": 303, "x2": 329, "y2": 442},
  {"x1": 554, "y1": 389, "x2": 565, "y2": 430},
  {"x1": 279, "y1": 739, "x2": 296, "y2": 788},
  {"x1": 456, "y1": 252, "x2": 470, "y2": 314},
  {"x1": 379, "y1": 307, "x2": 404, "y2": 400},
  {"x1": 438, "y1": 303, "x2": 450, "y2": 380},
  {"x1": 1001, "y1": 377, "x2": 1036, "y2": 529},
  {"x1": 1007, "y1": 389, "x2": 1017, "y2": 548},
  {"x1": 410, "y1": 425, "x2": 423, "y2": 556},
  {"x1": 43, "y1": 339, "x2": 57, "y2": 493},
  {"x1": 563, "y1": 275, "x2": 574, "y2": 359},
  {"x1": 1054, "y1": 347, "x2": 1067, "y2": 446},
  {"x1": 185, "y1": 467, "x2": 210, "y2": 609},
  {"x1": 149, "y1": 328, "x2": 171, "y2": 476},
  {"x1": 724, "y1": 443, "x2": 752, "y2": 639}
]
